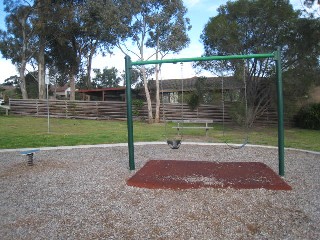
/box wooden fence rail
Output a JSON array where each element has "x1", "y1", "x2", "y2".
[{"x1": 8, "y1": 99, "x2": 280, "y2": 125}]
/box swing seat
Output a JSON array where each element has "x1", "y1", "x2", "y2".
[{"x1": 167, "y1": 140, "x2": 181, "y2": 149}]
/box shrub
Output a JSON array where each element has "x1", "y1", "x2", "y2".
[
  {"x1": 186, "y1": 93, "x2": 201, "y2": 111},
  {"x1": 294, "y1": 103, "x2": 320, "y2": 130},
  {"x1": 132, "y1": 99, "x2": 144, "y2": 117}
]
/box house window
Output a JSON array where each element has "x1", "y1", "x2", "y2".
[
  {"x1": 170, "y1": 92, "x2": 178, "y2": 103},
  {"x1": 162, "y1": 92, "x2": 179, "y2": 103},
  {"x1": 162, "y1": 94, "x2": 170, "y2": 103}
]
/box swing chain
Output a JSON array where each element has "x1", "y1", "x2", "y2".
[
  {"x1": 160, "y1": 62, "x2": 184, "y2": 149},
  {"x1": 220, "y1": 61, "x2": 249, "y2": 149}
]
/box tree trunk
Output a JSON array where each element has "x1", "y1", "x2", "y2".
[
  {"x1": 86, "y1": 44, "x2": 96, "y2": 89},
  {"x1": 69, "y1": 74, "x2": 76, "y2": 100},
  {"x1": 19, "y1": 13, "x2": 28, "y2": 99},
  {"x1": 19, "y1": 63, "x2": 28, "y2": 99},
  {"x1": 142, "y1": 66, "x2": 153, "y2": 123},
  {"x1": 154, "y1": 38, "x2": 161, "y2": 123},
  {"x1": 87, "y1": 55, "x2": 92, "y2": 89},
  {"x1": 38, "y1": 42, "x2": 46, "y2": 99},
  {"x1": 85, "y1": 46, "x2": 95, "y2": 101},
  {"x1": 154, "y1": 63, "x2": 160, "y2": 123},
  {"x1": 37, "y1": 0, "x2": 46, "y2": 99}
]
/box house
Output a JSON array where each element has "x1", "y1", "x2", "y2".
[
  {"x1": 77, "y1": 87, "x2": 126, "y2": 101},
  {"x1": 149, "y1": 76, "x2": 244, "y2": 104},
  {"x1": 0, "y1": 85, "x2": 18, "y2": 102},
  {"x1": 53, "y1": 84, "x2": 71, "y2": 99}
]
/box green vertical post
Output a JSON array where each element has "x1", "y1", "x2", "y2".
[
  {"x1": 275, "y1": 47, "x2": 285, "y2": 176},
  {"x1": 125, "y1": 55, "x2": 135, "y2": 170}
]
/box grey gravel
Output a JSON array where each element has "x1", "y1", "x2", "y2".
[{"x1": 0, "y1": 143, "x2": 319, "y2": 239}]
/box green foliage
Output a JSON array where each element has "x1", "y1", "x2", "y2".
[
  {"x1": 25, "y1": 72, "x2": 39, "y2": 99},
  {"x1": 185, "y1": 93, "x2": 200, "y2": 111},
  {"x1": 1, "y1": 88, "x2": 21, "y2": 100},
  {"x1": 92, "y1": 67, "x2": 121, "y2": 88},
  {"x1": 201, "y1": 0, "x2": 298, "y2": 57},
  {"x1": 185, "y1": 77, "x2": 211, "y2": 111},
  {"x1": 127, "y1": 0, "x2": 191, "y2": 55},
  {"x1": 132, "y1": 99, "x2": 144, "y2": 117},
  {"x1": 200, "y1": 0, "x2": 320, "y2": 126},
  {"x1": 0, "y1": 3, "x2": 38, "y2": 98},
  {"x1": 0, "y1": 0, "x2": 131, "y2": 99},
  {"x1": 0, "y1": 4, "x2": 36, "y2": 64},
  {"x1": 122, "y1": 0, "x2": 191, "y2": 123},
  {"x1": 228, "y1": 101, "x2": 247, "y2": 126},
  {"x1": 294, "y1": 103, "x2": 320, "y2": 130},
  {"x1": 1, "y1": 77, "x2": 22, "y2": 100}
]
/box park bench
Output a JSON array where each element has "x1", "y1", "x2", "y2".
[{"x1": 171, "y1": 119, "x2": 214, "y2": 136}]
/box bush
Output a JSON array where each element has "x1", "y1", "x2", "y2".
[
  {"x1": 294, "y1": 103, "x2": 320, "y2": 130},
  {"x1": 132, "y1": 99, "x2": 144, "y2": 117},
  {"x1": 186, "y1": 93, "x2": 201, "y2": 111}
]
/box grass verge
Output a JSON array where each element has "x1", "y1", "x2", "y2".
[{"x1": 0, "y1": 116, "x2": 319, "y2": 152}]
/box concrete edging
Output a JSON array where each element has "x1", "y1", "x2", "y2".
[{"x1": 0, "y1": 142, "x2": 319, "y2": 155}]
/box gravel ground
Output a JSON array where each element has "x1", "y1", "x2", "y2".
[{"x1": 0, "y1": 143, "x2": 319, "y2": 239}]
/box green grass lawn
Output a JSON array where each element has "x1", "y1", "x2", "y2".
[{"x1": 0, "y1": 115, "x2": 319, "y2": 152}]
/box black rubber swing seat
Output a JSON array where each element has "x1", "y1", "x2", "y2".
[{"x1": 167, "y1": 140, "x2": 181, "y2": 149}]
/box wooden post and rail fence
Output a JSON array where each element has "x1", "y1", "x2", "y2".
[{"x1": 6, "y1": 99, "x2": 280, "y2": 125}]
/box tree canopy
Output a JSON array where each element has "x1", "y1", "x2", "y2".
[
  {"x1": 117, "y1": 0, "x2": 191, "y2": 123},
  {"x1": 199, "y1": 0, "x2": 320, "y2": 124},
  {"x1": 0, "y1": 0, "x2": 132, "y2": 99},
  {"x1": 0, "y1": 1, "x2": 37, "y2": 99},
  {"x1": 92, "y1": 67, "x2": 121, "y2": 88}
]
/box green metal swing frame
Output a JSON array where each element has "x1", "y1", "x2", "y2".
[{"x1": 125, "y1": 47, "x2": 285, "y2": 176}]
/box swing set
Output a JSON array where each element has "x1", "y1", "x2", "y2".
[{"x1": 125, "y1": 47, "x2": 285, "y2": 176}]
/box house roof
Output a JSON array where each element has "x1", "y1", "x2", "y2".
[
  {"x1": 54, "y1": 84, "x2": 70, "y2": 92},
  {"x1": 77, "y1": 87, "x2": 126, "y2": 99},
  {"x1": 77, "y1": 87, "x2": 126, "y2": 93},
  {"x1": 150, "y1": 76, "x2": 244, "y2": 92},
  {"x1": 0, "y1": 85, "x2": 16, "y2": 90}
]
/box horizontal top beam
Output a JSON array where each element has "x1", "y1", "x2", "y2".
[{"x1": 131, "y1": 53, "x2": 276, "y2": 66}]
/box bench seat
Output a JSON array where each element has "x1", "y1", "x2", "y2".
[{"x1": 170, "y1": 119, "x2": 214, "y2": 136}]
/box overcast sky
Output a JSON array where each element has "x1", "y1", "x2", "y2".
[{"x1": 0, "y1": 0, "x2": 312, "y2": 83}]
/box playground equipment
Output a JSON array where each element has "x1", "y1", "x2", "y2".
[
  {"x1": 125, "y1": 47, "x2": 284, "y2": 176},
  {"x1": 20, "y1": 149, "x2": 40, "y2": 166},
  {"x1": 220, "y1": 61, "x2": 249, "y2": 149},
  {"x1": 160, "y1": 62, "x2": 184, "y2": 149}
]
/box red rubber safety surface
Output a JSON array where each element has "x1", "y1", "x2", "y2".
[{"x1": 127, "y1": 160, "x2": 292, "y2": 190}]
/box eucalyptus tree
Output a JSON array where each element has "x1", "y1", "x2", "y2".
[
  {"x1": 199, "y1": 0, "x2": 319, "y2": 125},
  {"x1": 92, "y1": 67, "x2": 121, "y2": 88},
  {"x1": 117, "y1": 0, "x2": 191, "y2": 123},
  {"x1": 145, "y1": 0, "x2": 191, "y2": 122},
  {"x1": 33, "y1": 0, "x2": 52, "y2": 99},
  {"x1": 78, "y1": 0, "x2": 131, "y2": 89},
  {"x1": 45, "y1": 1, "x2": 83, "y2": 100},
  {"x1": 1, "y1": 0, "x2": 57, "y2": 99},
  {"x1": 0, "y1": 2, "x2": 36, "y2": 99},
  {"x1": 46, "y1": 0, "x2": 131, "y2": 100}
]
